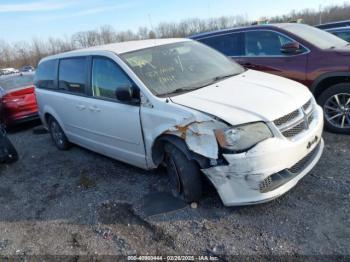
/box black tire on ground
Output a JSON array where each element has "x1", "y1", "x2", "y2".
[
  {"x1": 0, "y1": 136, "x2": 18, "y2": 164},
  {"x1": 164, "y1": 143, "x2": 202, "y2": 203},
  {"x1": 48, "y1": 117, "x2": 71, "y2": 150},
  {"x1": 318, "y1": 83, "x2": 350, "y2": 134}
]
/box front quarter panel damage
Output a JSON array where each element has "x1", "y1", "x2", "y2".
[
  {"x1": 140, "y1": 99, "x2": 228, "y2": 168},
  {"x1": 166, "y1": 120, "x2": 227, "y2": 160}
]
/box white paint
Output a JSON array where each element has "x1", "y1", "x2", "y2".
[
  {"x1": 202, "y1": 106, "x2": 324, "y2": 206},
  {"x1": 171, "y1": 69, "x2": 312, "y2": 125},
  {"x1": 36, "y1": 38, "x2": 325, "y2": 206}
]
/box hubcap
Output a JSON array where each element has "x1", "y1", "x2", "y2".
[
  {"x1": 324, "y1": 93, "x2": 350, "y2": 129},
  {"x1": 51, "y1": 122, "x2": 64, "y2": 145}
]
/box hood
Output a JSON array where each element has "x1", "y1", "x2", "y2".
[{"x1": 170, "y1": 70, "x2": 312, "y2": 126}]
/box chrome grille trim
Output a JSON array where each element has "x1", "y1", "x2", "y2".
[
  {"x1": 274, "y1": 99, "x2": 315, "y2": 139},
  {"x1": 303, "y1": 99, "x2": 313, "y2": 114}
]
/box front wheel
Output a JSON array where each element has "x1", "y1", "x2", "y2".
[
  {"x1": 164, "y1": 143, "x2": 202, "y2": 203},
  {"x1": 318, "y1": 84, "x2": 350, "y2": 134}
]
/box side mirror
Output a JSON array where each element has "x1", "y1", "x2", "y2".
[
  {"x1": 281, "y1": 42, "x2": 301, "y2": 54},
  {"x1": 115, "y1": 84, "x2": 134, "y2": 102}
]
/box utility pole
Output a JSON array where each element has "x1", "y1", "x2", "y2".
[{"x1": 319, "y1": 5, "x2": 322, "y2": 24}]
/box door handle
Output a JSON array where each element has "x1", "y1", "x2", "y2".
[
  {"x1": 76, "y1": 104, "x2": 86, "y2": 110},
  {"x1": 89, "y1": 105, "x2": 101, "y2": 112}
]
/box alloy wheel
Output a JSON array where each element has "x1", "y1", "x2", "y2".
[{"x1": 324, "y1": 93, "x2": 350, "y2": 129}]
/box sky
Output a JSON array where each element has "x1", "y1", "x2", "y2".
[{"x1": 0, "y1": 0, "x2": 348, "y2": 42}]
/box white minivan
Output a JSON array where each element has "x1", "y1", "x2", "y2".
[{"x1": 35, "y1": 39, "x2": 324, "y2": 206}]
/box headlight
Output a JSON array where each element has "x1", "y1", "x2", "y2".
[{"x1": 215, "y1": 122, "x2": 273, "y2": 152}]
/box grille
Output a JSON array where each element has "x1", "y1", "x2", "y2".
[
  {"x1": 274, "y1": 99, "x2": 315, "y2": 139},
  {"x1": 282, "y1": 121, "x2": 305, "y2": 138},
  {"x1": 303, "y1": 99, "x2": 312, "y2": 113},
  {"x1": 259, "y1": 176, "x2": 273, "y2": 192},
  {"x1": 308, "y1": 114, "x2": 314, "y2": 125},
  {"x1": 274, "y1": 109, "x2": 300, "y2": 127},
  {"x1": 288, "y1": 142, "x2": 321, "y2": 174}
]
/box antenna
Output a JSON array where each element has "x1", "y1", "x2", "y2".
[
  {"x1": 148, "y1": 14, "x2": 157, "y2": 38},
  {"x1": 148, "y1": 14, "x2": 154, "y2": 32}
]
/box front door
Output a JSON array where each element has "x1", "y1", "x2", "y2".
[
  {"x1": 82, "y1": 56, "x2": 146, "y2": 168},
  {"x1": 237, "y1": 30, "x2": 308, "y2": 85}
]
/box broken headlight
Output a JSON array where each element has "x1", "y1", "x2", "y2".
[{"x1": 215, "y1": 122, "x2": 273, "y2": 152}]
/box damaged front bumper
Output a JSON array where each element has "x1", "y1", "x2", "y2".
[{"x1": 202, "y1": 107, "x2": 324, "y2": 206}]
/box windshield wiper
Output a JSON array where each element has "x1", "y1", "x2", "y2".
[
  {"x1": 163, "y1": 86, "x2": 204, "y2": 97},
  {"x1": 212, "y1": 73, "x2": 237, "y2": 82},
  {"x1": 159, "y1": 73, "x2": 238, "y2": 97}
]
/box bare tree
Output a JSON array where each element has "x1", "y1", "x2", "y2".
[{"x1": 1, "y1": 2, "x2": 349, "y2": 69}]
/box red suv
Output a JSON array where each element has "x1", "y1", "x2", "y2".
[{"x1": 191, "y1": 23, "x2": 350, "y2": 134}]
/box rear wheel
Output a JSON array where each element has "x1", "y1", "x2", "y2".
[
  {"x1": 318, "y1": 84, "x2": 350, "y2": 134},
  {"x1": 164, "y1": 143, "x2": 202, "y2": 203},
  {"x1": 48, "y1": 117, "x2": 71, "y2": 150}
]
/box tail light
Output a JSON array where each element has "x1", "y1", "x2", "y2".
[{"x1": 2, "y1": 86, "x2": 35, "y2": 104}]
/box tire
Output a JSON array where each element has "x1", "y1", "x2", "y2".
[
  {"x1": 48, "y1": 117, "x2": 71, "y2": 150},
  {"x1": 164, "y1": 143, "x2": 202, "y2": 203},
  {"x1": 0, "y1": 135, "x2": 18, "y2": 164},
  {"x1": 318, "y1": 83, "x2": 350, "y2": 134}
]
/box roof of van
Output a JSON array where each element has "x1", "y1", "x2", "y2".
[{"x1": 43, "y1": 38, "x2": 190, "y2": 61}]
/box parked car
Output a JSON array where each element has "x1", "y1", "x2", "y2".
[
  {"x1": 315, "y1": 20, "x2": 350, "y2": 42},
  {"x1": 315, "y1": 20, "x2": 350, "y2": 30},
  {"x1": 0, "y1": 72, "x2": 38, "y2": 126},
  {"x1": 324, "y1": 27, "x2": 350, "y2": 42},
  {"x1": 0, "y1": 68, "x2": 19, "y2": 75},
  {"x1": 35, "y1": 39, "x2": 324, "y2": 206},
  {"x1": 191, "y1": 23, "x2": 350, "y2": 134},
  {"x1": 20, "y1": 65, "x2": 35, "y2": 72}
]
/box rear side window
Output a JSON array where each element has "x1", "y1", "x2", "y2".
[
  {"x1": 91, "y1": 57, "x2": 134, "y2": 100},
  {"x1": 35, "y1": 59, "x2": 57, "y2": 89},
  {"x1": 0, "y1": 74, "x2": 34, "y2": 91},
  {"x1": 58, "y1": 57, "x2": 87, "y2": 94},
  {"x1": 200, "y1": 33, "x2": 242, "y2": 56}
]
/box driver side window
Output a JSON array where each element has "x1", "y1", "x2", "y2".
[
  {"x1": 91, "y1": 57, "x2": 133, "y2": 100},
  {"x1": 244, "y1": 30, "x2": 301, "y2": 56}
]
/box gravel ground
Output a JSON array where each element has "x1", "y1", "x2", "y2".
[{"x1": 0, "y1": 123, "x2": 349, "y2": 259}]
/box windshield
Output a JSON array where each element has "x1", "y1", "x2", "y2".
[
  {"x1": 121, "y1": 41, "x2": 244, "y2": 96},
  {"x1": 282, "y1": 24, "x2": 348, "y2": 49},
  {"x1": 0, "y1": 74, "x2": 34, "y2": 91}
]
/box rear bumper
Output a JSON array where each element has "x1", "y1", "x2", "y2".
[
  {"x1": 4, "y1": 112, "x2": 39, "y2": 126},
  {"x1": 202, "y1": 106, "x2": 324, "y2": 206}
]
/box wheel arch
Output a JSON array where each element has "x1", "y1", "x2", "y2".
[
  {"x1": 41, "y1": 106, "x2": 65, "y2": 131},
  {"x1": 311, "y1": 72, "x2": 350, "y2": 100},
  {"x1": 151, "y1": 134, "x2": 210, "y2": 169}
]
